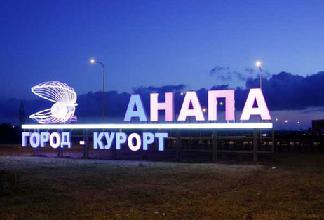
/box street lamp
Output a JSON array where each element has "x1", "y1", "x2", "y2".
[
  {"x1": 89, "y1": 58, "x2": 105, "y2": 92},
  {"x1": 255, "y1": 60, "x2": 263, "y2": 89},
  {"x1": 89, "y1": 58, "x2": 106, "y2": 118}
]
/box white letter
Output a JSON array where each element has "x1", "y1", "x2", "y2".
[
  {"x1": 103, "y1": 132, "x2": 115, "y2": 149},
  {"x1": 241, "y1": 88, "x2": 271, "y2": 121},
  {"x1": 61, "y1": 132, "x2": 71, "y2": 148},
  {"x1": 50, "y1": 132, "x2": 61, "y2": 149},
  {"x1": 40, "y1": 132, "x2": 49, "y2": 147},
  {"x1": 177, "y1": 91, "x2": 204, "y2": 121},
  {"x1": 22, "y1": 132, "x2": 30, "y2": 147},
  {"x1": 116, "y1": 132, "x2": 126, "y2": 150},
  {"x1": 150, "y1": 92, "x2": 173, "y2": 121},
  {"x1": 208, "y1": 90, "x2": 235, "y2": 121},
  {"x1": 93, "y1": 132, "x2": 104, "y2": 149},
  {"x1": 143, "y1": 132, "x2": 155, "y2": 150},
  {"x1": 30, "y1": 132, "x2": 40, "y2": 148},
  {"x1": 155, "y1": 133, "x2": 168, "y2": 151},
  {"x1": 124, "y1": 95, "x2": 147, "y2": 122},
  {"x1": 128, "y1": 133, "x2": 141, "y2": 151}
]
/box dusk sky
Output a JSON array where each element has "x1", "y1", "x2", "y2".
[
  {"x1": 1, "y1": 0, "x2": 324, "y2": 129},
  {"x1": 1, "y1": 0, "x2": 324, "y2": 98}
]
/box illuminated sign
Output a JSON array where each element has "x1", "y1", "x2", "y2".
[
  {"x1": 29, "y1": 81, "x2": 77, "y2": 124},
  {"x1": 22, "y1": 82, "x2": 273, "y2": 152},
  {"x1": 22, "y1": 132, "x2": 71, "y2": 149},
  {"x1": 22, "y1": 123, "x2": 273, "y2": 130},
  {"x1": 124, "y1": 88, "x2": 271, "y2": 122},
  {"x1": 93, "y1": 132, "x2": 168, "y2": 151},
  {"x1": 22, "y1": 131, "x2": 168, "y2": 151}
]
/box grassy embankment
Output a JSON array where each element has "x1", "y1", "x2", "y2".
[{"x1": 0, "y1": 154, "x2": 323, "y2": 220}]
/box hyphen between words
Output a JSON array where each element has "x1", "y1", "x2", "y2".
[{"x1": 22, "y1": 88, "x2": 271, "y2": 151}]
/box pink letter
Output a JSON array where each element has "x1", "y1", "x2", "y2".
[
  {"x1": 240, "y1": 88, "x2": 271, "y2": 121},
  {"x1": 177, "y1": 91, "x2": 204, "y2": 122},
  {"x1": 208, "y1": 90, "x2": 235, "y2": 121},
  {"x1": 150, "y1": 92, "x2": 173, "y2": 121}
]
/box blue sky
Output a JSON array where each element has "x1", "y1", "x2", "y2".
[{"x1": 1, "y1": 0, "x2": 324, "y2": 99}]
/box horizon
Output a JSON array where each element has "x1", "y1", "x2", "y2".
[{"x1": 1, "y1": 70, "x2": 324, "y2": 130}]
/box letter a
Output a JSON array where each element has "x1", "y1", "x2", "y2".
[
  {"x1": 124, "y1": 95, "x2": 148, "y2": 122},
  {"x1": 241, "y1": 88, "x2": 271, "y2": 121},
  {"x1": 177, "y1": 91, "x2": 204, "y2": 121}
]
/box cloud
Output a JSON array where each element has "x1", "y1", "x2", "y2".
[
  {"x1": 209, "y1": 66, "x2": 231, "y2": 80},
  {"x1": 209, "y1": 65, "x2": 232, "y2": 81},
  {"x1": 246, "y1": 71, "x2": 324, "y2": 110},
  {"x1": 1, "y1": 72, "x2": 324, "y2": 122},
  {"x1": 133, "y1": 84, "x2": 186, "y2": 94},
  {"x1": 209, "y1": 65, "x2": 272, "y2": 85}
]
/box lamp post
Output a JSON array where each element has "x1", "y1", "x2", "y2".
[
  {"x1": 90, "y1": 58, "x2": 105, "y2": 119},
  {"x1": 255, "y1": 60, "x2": 264, "y2": 150},
  {"x1": 255, "y1": 60, "x2": 263, "y2": 89}
]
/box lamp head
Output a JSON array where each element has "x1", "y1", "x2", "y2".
[{"x1": 255, "y1": 60, "x2": 262, "y2": 69}]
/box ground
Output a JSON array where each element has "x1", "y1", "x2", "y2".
[{"x1": 0, "y1": 154, "x2": 323, "y2": 220}]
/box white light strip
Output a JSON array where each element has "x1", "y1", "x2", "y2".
[{"x1": 22, "y1": 123, "x2": 273, "y2": 130}]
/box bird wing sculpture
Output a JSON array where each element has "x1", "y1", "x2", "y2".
[{"x1": 29, "y1": 81, "x2": 77, "y2": 124}]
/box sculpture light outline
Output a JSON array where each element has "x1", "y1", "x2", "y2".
[{"x1": 29, "y1": 81, "x2": 78, "y2": 124}]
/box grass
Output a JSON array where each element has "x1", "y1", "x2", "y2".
[{"x1": 0, "y1": 154, "x2": 323, "y2": 220}]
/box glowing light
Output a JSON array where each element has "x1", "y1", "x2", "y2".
[
  {"x1": 240, "y1": 88, "x2": 271, "y2": 121},
  {"x1": 177, "y1": 91, "x2": 205, "y2": 121},
  {"x1": 128, "y1": 133, "x2": 141, "y2": 151},
  {"x1": 150, "y1": 92, "x2": 173, "y2": 121},
  {"x1": 90, "y1": 58, "x2": 96, "y2": 64},
  {"x1": 255, "y1": 60, "x2": 262, "y2": 68},
  {"x1": 22, "y1": 122, "x2": 273, "y2": 130},
  {"x1": 124, "y1": 95, "x2": 147, "y2": 122},
  {"x1": 22, "y1": 131, "x2": 71, "y2": 148},
  {"x1": 29, "y1": 81, "x2": 77, "y2": 124},
  {"x1": 208, "y1": 90, "x2": 234, "y2": 121}
]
